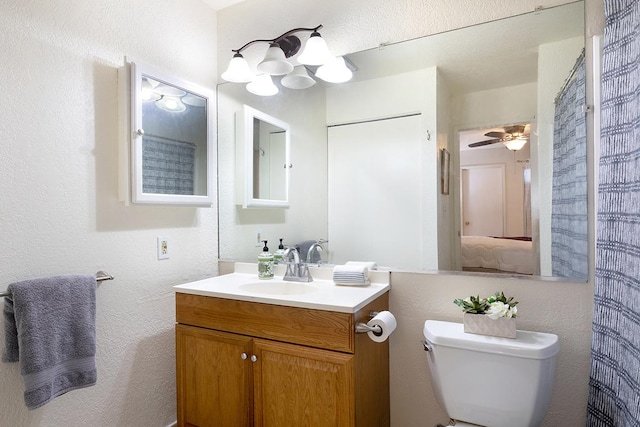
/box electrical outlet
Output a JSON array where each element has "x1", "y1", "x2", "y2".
[
  {"x1": 157, "y1": 237, "x2": 170, "y2": 260},
  {"x1": 256, "y1": 230, "x2": 262, "y2": 247}
]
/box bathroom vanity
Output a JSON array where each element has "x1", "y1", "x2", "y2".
[{"x1": 174, "y1": 265, "x2": 391, "y2": 426}]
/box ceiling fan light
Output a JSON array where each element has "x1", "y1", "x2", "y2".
[
  {"x1": 281, "y1": 66, "x2": 316, "y2": 89},
  {"x1": 298, "y1": 32, "x2": 332, "y2": 66},
  {"x1": 246, "y1": 74, "x2": 279, "y2": 96},
  {"x1": 221, "y1": 53, "x2": 254, "y2": 83},
  {"x1": 257, "y1": 43, "x2": 294, "y2": 76},
  {"x1": 503, "y1": 138, "x2": 528, "y2": 151},
  {"x1": 316, "y1": 56, "x2": 353, "y2": 83}
]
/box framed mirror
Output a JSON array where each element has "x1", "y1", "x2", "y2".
[
  {"x1": 125, "y1": 60, "x2": 214, "y2": 206},
  {"x1": 236, "y1": 105, "x2": 290, "y2": 208}
]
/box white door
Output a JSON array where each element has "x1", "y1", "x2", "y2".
[
  {"x1": 461, "y1": 166, "x2": 505, "y2": 236},
  {"x1": 328, "y1": 115, "x2": 423, "y2": 269}
]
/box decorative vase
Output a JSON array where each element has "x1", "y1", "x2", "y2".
[{"x1": 463, "y1": 313, "x2": 516, "y2": 339}]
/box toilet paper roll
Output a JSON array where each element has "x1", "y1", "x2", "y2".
[{"x1": 367, "y1": 311, "x2": 397, "y2": 343}]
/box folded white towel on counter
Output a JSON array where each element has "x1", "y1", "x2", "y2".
[
  {"x1": 345, "y1": 261, "x2": 377, "y2": 270},
  {"x1": 332, "y1": 265, "x2": 369, "y2": 286}
]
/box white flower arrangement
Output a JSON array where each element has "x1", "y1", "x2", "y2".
[{"x1": 454, "y1": 292, "x2": 518, "y2": 320}]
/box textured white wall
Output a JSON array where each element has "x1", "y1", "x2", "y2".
[{"x1": 0, "y1": 1, "x2": 218, "y2": 426}]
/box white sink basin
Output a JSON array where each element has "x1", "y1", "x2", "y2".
[
  {"x1": 173, "y1": 265, "x2": 391, "y2": 313},
  {"x1": 239, "y1": 281, "x2": 318, "y2": 295}
]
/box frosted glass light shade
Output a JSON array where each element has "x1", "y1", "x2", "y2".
[
  {"x1": 316, "y1": 56, "x2": 353, "y2": 83},
  {"x1": 298, "y1": 32, "x2": 331, "y2": 66},
  {"x1": 246, "y1": 74, "x2": 279, "y2": 96},
  {"x1": 156, "y1": 96, "x2": 186, "y2": 112},
  {"x1": 257, "y1": 43, "x2": 294, "y2": 76},
  {"x1": 221, "y1": 53, "x2": 254, "y2": 83},
  {"x1": 503, "y1": 138, "x2": 528, "y2": 151},
  {"x1": 281, "y1": 66, "x2": 316, "y2": 89},
  {"x1": 141, "y1": 78, "x2": 161, "y2": 101}
]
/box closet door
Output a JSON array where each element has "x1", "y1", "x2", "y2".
[{"x1": 328, "y1": 115, "x2": 423, "y2": 269}]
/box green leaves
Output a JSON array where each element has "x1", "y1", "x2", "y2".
[
  {"x1": 453, "y1": 291, "x2": 519, "y2": 316},
  {"x1": 453, "y1": 295, "x2": 489, "y2": 314}
]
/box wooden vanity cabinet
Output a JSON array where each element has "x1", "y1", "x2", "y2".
[{"x1": 175, "y1": 292, "x2": 389, "y2": 427}]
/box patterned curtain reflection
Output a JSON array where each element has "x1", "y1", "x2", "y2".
[
  {"x1": 142, "y1": 135, "x2": 195, "y2": 195},
  {"x1": 551, "y1": 50, "x2": 588, "y2": 280}
]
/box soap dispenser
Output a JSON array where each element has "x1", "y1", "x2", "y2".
[
  {"x1": 258, "y1": 240, "x2": 274, "y2": 279},
  {"x1": 273, "y1": 238, "x2": 286, "y2": 264}
]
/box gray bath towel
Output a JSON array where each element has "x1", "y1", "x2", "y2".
[
  {"x1": 2, "y1": 274, "x2": 97, "y2": 409},
  {"x1": 295, "y1": 240, "x2": 322, "y2": 263}
]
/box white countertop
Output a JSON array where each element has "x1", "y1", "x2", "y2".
[{"x1": 173, "y1": 263, "x2": 391, "y2": 313}]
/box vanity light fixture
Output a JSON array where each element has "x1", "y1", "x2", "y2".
[
  {"x1": 246, "y1": 74, "x2": 279, "y2": 96},
  {"x1": 315, "y1": 56, "x2": 353, "y2": 83},
  {"x1": 221, "y1": 53, "x2": 255, "y2": 83},
  {"x1": 281, "y1": 65, "x2": 316, "y2": 89},
  {"x1": 221, "y1": 24, "x2": 353, "y2": 96}
]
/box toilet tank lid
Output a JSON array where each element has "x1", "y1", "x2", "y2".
[{"x1": 423, "y1": 320, "x2": 559, "y2": 360}]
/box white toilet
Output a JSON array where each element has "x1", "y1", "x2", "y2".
[{"x1": 423, "y1": 320, "x2": 559, "y2": 427}]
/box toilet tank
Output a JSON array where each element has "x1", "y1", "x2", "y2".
[{"x1": 423, "y1": 320, "x2": 559, "y2": 427}]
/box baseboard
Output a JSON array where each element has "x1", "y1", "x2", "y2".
[{"x1": 165, "y1": 422, "x2": 177, "y2": 427}]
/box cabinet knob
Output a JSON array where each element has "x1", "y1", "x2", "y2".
[
  {"x1": 250, "y1": 355, "x2": 257, "y2": 363},
  {"x1": 241, "y1": 352, "x2": 248, "y2": 360},
  {"x1": 136, "y1": 128, "x2": 145, "y2": 137}
]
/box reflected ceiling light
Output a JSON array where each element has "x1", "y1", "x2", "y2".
[
  {"x1": 316, "y1": 56, "x2": 353, "y2": 83},
  {"x1": 182, "y1": 94, "x2": 206, "y2": 107},
  {"x1": 221, "y1": 53, "x2": 254, "y2": 83},
  {"x1": 246, "y1": 74, "x2": 279, "y2": 96},
  {"x1": 156, "y1": 95, "x2": 186, "y2": 112},
  {"x1": 281, "y1": 66, "x2": 316, "y2": 89},
  {"x1": 503, "y1": 137, "x2": 528, "y2": 151},
  {"x1": 141, "y1": 78, "x2": 161, "y2": 101}
]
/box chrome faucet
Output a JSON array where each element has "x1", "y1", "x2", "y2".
[
  {"x1": 306, "y1": 242, "x2": 324, "y2": 264},
  {"x1": 283, "y1": 247, "x2": 313, "y2": 282}
]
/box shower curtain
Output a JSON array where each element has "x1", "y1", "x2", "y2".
[
  {"x1": 142, "y1": 135, "x2": 196, "y2": 195},
  {"x1": 587, "y1": 0, "x2": 640, "y2": 425},
  {"x1": 551, "y1": 50, "x2": 588, "y2": 281}
]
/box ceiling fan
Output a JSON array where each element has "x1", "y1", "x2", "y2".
[{"x1": 468, "y1": 124, "x2": 530, "y2": 150}]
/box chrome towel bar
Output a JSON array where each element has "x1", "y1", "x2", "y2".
[{"x1": 0, "y1": 271, "x2": 113, "y2": 298}]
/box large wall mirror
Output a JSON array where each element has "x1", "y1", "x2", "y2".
[
  {"x1": 125, "y1": 60, "x2": 215, "y2": 206},
  {"x1": 217, "y1": 1, "x2": 588, "y2": 281}
]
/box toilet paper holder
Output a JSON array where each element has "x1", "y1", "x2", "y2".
[{"x1": 355, "y1": 311, "x2": 383, "y2": 336}]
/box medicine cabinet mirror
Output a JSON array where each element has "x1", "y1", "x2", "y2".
[
  {"x1": 236, "y1": 105, "x2": 290, "y2": 208},
  {"x1": 126, "y1": 60, "x2": 215, "y2": 206}
]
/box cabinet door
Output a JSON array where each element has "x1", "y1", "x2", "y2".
[
  {"x1": 176, "y1": 325, "x2": 253, "y2": 427},
  {"x1": 253, "y1": 339, "x2": 354, "y2": 427}
]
